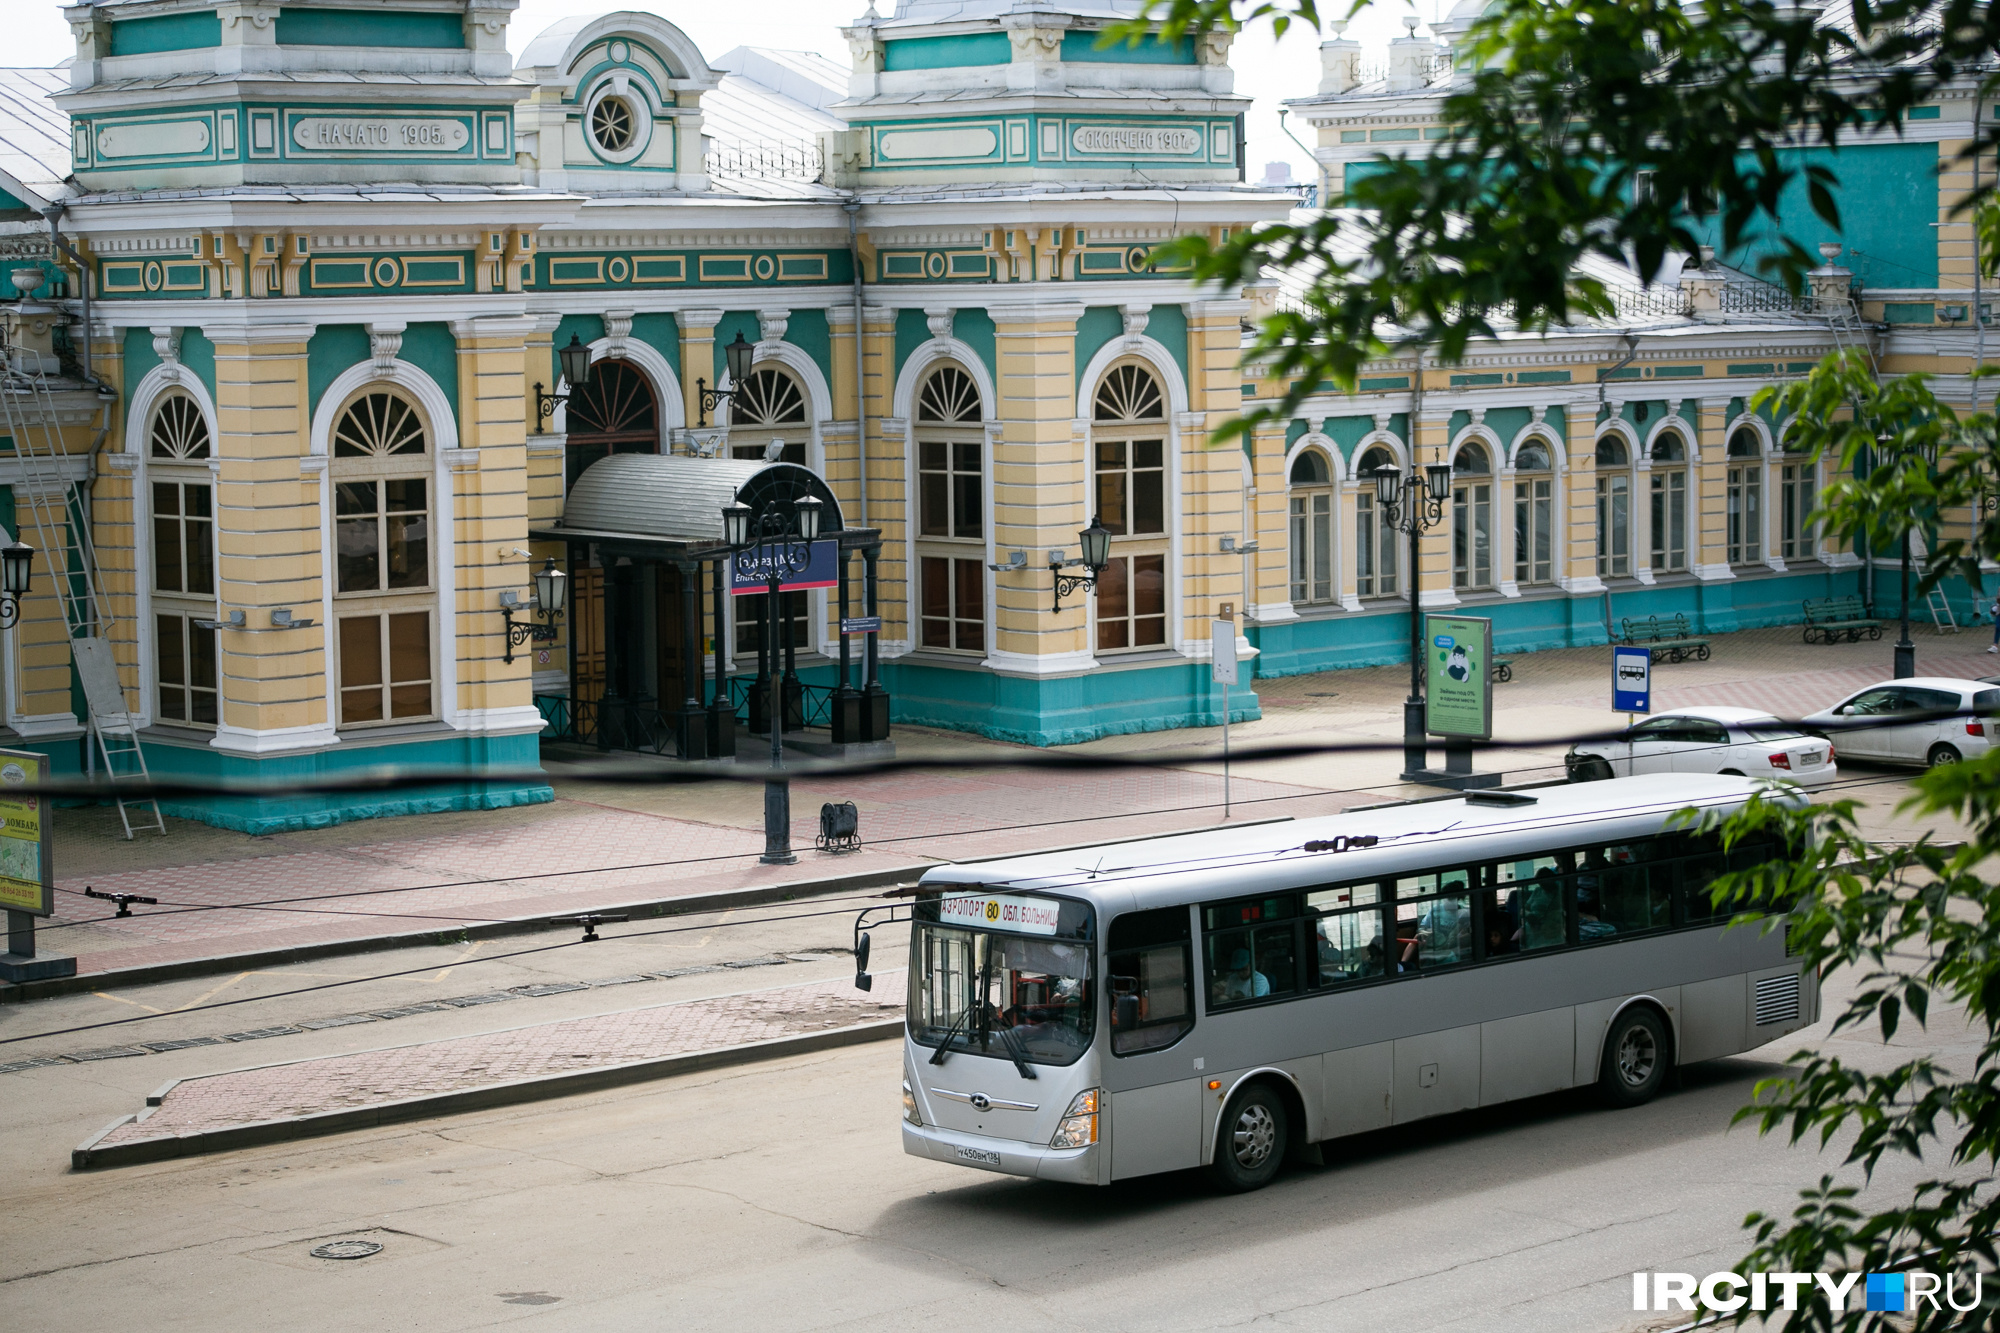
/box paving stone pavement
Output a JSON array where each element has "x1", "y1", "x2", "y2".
[{"x1": 91, "y1": 969, "x2": 908, "y2": 1152}]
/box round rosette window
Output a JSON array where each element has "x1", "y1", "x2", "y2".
[{"x1": 584, "y1": 82, "x2": 651, "y2": 165}]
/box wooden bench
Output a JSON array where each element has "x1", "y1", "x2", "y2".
[
  {"x1": 1620, "y1": 613, "x2": 1711, "y2": 663},
  {"x1": 1801, "y1": 595, "x2": 1882, "y2": 645},
  {"x1": 1491, "y1": 657, "x2": 1515, "y2": 683}
]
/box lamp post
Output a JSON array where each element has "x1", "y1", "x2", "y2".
[
  {"x1": 722, "y1": 489, "x2": 823, "y2": 866},
  {"x1": 0, "y1": 539, "x2": 33, "y2": 629},
  {"x1": 1373, "y1": 458, "x2": 1453, "y2": 779},
  {"x1": 531, "y1": 334, "x2": 593, "y2": 433},
  {"x1": 696, "y1": 331, "x2": 757, "y2": 428},
  {"x1": 1049, "y1": 515, "x2": 1112, "y2": 612}
]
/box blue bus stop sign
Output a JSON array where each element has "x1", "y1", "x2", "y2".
[{"x1": 1612, "y1": 646, "x2": 1652, "y2": 714}]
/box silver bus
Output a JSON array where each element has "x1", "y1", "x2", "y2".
[{"x1": 872, "y1": 774, "x2": 1817, "y2": 1192}]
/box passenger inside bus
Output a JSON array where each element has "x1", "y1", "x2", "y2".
[
  {"x1": 1214, "y1": 948, "x2": 1272, "y2": 1004},
  {"x1": 1518, "y1": 869, "x2": 1566, "y2": 950}
]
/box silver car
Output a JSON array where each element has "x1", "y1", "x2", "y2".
[
  {"x1": 1566, "y1": 705, "x2": 1838, "y2": 787},
  {"x1": 1800, "y1": 677, "x2": 2000, "y2": 769}
]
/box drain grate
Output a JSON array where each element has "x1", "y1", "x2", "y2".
[{"x1": 310, "y1": 1239, "x2": 383, "y2": 1261}]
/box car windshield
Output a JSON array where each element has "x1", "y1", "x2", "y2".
[
  {"x1": 909, "y1": 897, "x2": 1096, "y2": 1067},
  {"x1": 1736, "y1": 717, "x2": 1803, "y2": 743}
]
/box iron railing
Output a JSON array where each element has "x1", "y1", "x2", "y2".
[
  {"x1": 535, "y1": 694, "x2": 682, "y2": 755},
  {"x1": 704, "y1": 140, "x2": 824, "y2": 183}
]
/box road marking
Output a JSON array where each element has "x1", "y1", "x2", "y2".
[
  {"x1": 427, "y1": 939, "x2": 484, "y2": 984},
  {"x1": 175, "y1": 972, "x2": 251, "y2": 1012},
  {"x1": 91, "y1": 990, "x2": 164, "y2": 1014}
]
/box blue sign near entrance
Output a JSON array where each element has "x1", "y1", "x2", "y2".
[
  {"x1": 730, "y1": 540, "x2": 839, "y2": 594},
  {"x1": 1612, "y1": 646, "x2": 1652, "y2": 714}
]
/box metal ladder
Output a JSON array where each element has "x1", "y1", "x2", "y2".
[
  {"x1": 1927, "y1": 587, "x2": 1959, "y2": 634},
  {"x1": 0, "y1": 334, "x2": 165, "y2": 839}
]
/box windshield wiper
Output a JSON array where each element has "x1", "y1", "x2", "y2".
[
  {"x1": 927, "y1": 1004, "x2": 969, "y2": 1066},
  {"x1": 997, "y1": 1023, "x2": 1038, "y2": 1080}
]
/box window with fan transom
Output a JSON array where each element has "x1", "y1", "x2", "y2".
[
  {"x1": 147, "y1": 390, "x2": 217, "y2": 727},
  {"x1": 329, "y1": 390, "x2": 435, "y2": 728},
  {"x1": 916, "y1": 364, "x2": 986, "y2": 653}
]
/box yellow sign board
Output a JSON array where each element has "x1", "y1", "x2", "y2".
[{"x1": 0, "y1": 749, "x2": 52, "y2": 916}]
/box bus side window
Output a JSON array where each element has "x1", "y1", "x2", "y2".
[
  {"x1": 1107, "y1": 906, "x2": 1195, "y2": 1056},
  {"x1": 1584, "y1": 839, "x2": 1671, "y2": 936},
  {"x1": 1393, "y1": 869, "x2": 1474, "y2": 970},
  {"x1": 1489, "y1": 856, "x2": 1567, "y2": 954},
  {"x1": 1675, "y1": 831, "x2": 1729, "y2": 923},
  {"x1": 1305, "y1": 883, "x2": 1386, "y2": 984},
  {"x1": 1201, "y1": 895, "x2": 1301, "y2": 1008}
]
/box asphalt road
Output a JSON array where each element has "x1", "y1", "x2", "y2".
[{"x1": 0, "y1": 920, "x2": 1970, "y2": 1333}]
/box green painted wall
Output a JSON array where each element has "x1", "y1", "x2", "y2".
[
  {"x1": 952, "y1": 308, "x2": 997, "y2": 387},
  {"x1": 122, "y1": 326, "x2": 215, "y2": 401},
  {"x1": 1144, "y1": 303, "x2": 1190, "y2": 386},
  {"x1": 1074, "y1": 305, "x2": 1190, "y2": 393},
  {"x1": 276, "y1": 7, "x2": 466, "y2": 47},
  {"x1": 550, "y1": 314, "x2": 604, "y2": 386},
  {"x1": 0, "y1": 186, "x2": 29, "y2": 212},
  {"x1": 1484, "y1": 406, "x2": 1532, "y2": 448},
  {"x1": 307, "y1": 325, "x2": 370, "y2": 419},
  {"x1": 881, "y1": 32, "x2": 1013, "y2": 70},
  {"x1": 894, "y1": 308, "x2": 931, "y2": 382},
  {"x1": 1688, "y1": 141, "x2": 1940, "y2": 287},
  {"x1": 400, "y1": 323, "x2": 458, "y2": 420},
  {"x1": 786, "y1": 308, "x2": 833, "y2": 391},
  {"x1": 1061, "y1": 31, "x2": 1196, "y2": 63},
  {"x1": 108, "y1": 10, "x2": 221, "y2": 55},
  {"x1": 630, "y1": 312, "x2": 680, "y2": 377}
]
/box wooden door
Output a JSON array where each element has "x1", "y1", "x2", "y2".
[
  {"x1": 654, "y1": 564, "x2": 685, "y2": 708},
  {"x1": 573, "y1": 566, "x2": 606, "y2": 705}
]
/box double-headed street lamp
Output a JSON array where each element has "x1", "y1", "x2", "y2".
[
  {"x1": 722, "y1": 489, "x2": 823, "y2": 866},
  {"x1": 1372, "y1": 457, "x2": 1454, "y2": 779}
]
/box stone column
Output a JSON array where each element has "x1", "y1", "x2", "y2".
[{"x1": 1247, "y1": 419, "x2": 1294, "y2": 623}]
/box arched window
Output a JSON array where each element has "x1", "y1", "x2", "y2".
[
  {"x1": 563, "y1": 358, "x2": 657, "y2": 490},
  {"x1": 1091, "y1": 363, "x2": 1168, "y2": 651},
  {"x1": 1288, "y1": 448, "x2": 1335, "y2": 606},
  {"x1": 1355, "y1": 444, "x2": 1398, "y2": 597},
  {"x1": 331, "y1": 390, "x2": 434, "y2": 728},
  {"x1": 728, "y1": 366, "x2": 808, "y2": 464},
  {"x1": 1452, "y1": 441, "x2": 1492, "y2": 591},
  {"x1": 1778, "y1": 438, "x2": 1817, "y2": 561},
  {"x1": 915, "y1": 364, "x2": 985, "y2": 653},
  {"x1": 1649, "y1": 431, "x2": 1689, "y2": 573},
  {"x1": 1726, "y1": 428, "x2": 1763, "y2": 565},
  {"x1": 1595, "y1": 434, "x2": 1631, "y2": 578},
  {"x1": 1513, "y1": 438, "x2": 1554, "y2": 586},
  {"x1": 148, "y1": 391, "x2": 216, "y2": 727}
]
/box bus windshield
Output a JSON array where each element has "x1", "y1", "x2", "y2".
[{"x1": 910, "y1": 923, "x2": 1096, "y2": 1067}]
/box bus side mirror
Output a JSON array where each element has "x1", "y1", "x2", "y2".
[
  {"x1": 854, "y1": 931, "x2": 872, "y2": 992},
  {"x1": 1115, "y1": 994, "x2": 1140, "y2": 1029}
]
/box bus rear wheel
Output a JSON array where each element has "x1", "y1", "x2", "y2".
[
  {"x1": 1206, "y1": 1083, "x2": 1287, "y2": 1193},
  {"x1": 1597, "y1": 1007, "x2": 1670, "y2": 1108}
]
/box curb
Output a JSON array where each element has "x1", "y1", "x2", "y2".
[
  {"x1": 72, "y1": 1014, "x2": 904, "y2": 1170},
  {"x1": 5, "y1": 862, "x2": 928, "y2": 1005}
]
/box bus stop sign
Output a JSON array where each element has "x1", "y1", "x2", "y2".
[{"x1": 1612, "y1": 646, "x2": 1652, "y2": 714}]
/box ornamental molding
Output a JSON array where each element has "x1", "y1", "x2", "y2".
[
  {"x1": 367, "y1": 320, "x2": 405, "y2": 377},
  {"x1": 537, "y1": 230, "x2": 850, "y2": 249},
  {"x1": 310, "y1": 232, "x2": 484, "y2": 250},
  {"x1": 150, "y1": 325, "x2": 180, "y2": 383},
  {"x1": 923, "y1": 307, "x2": 952, "y2": 340},
  {"x1": 758, "y1": 308, "x2": 791, "y2": 344},
  {"x1": 602, "y1": 308, "x2": 633, "y2": 354}
]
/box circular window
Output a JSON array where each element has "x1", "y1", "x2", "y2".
[{"x1": 590, "y1": 96, "x2": 635, "y2": 154}]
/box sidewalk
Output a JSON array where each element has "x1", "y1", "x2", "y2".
[
  {"x1": 73, "y1": 969, "x2": 907, "y2": 1169},
  {"x1": 26, "y1": 624, "x2": 1986, "y2": 986}
]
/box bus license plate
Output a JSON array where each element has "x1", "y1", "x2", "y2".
[{"x1": 956, "y1": 1146, "x2": 1002, "y2": 1167}]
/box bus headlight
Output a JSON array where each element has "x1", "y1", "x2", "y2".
[
  {"x1": 1050, "y1": 1088, "x2": 1100, "y2": 1148},
  {"x1": 903, "y1": 1080, "x2": 921, "y2": 1126}
]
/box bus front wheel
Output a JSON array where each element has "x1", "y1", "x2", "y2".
[
  {"x1": 1206, "y1": 1083, "x2": 1288, "y2": 1193},
  {"x1": 1597, "y1": 1007, "x2": 1670, "y2": 1108}
]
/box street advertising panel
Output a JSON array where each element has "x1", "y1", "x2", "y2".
[
  {"x1": 730, "y1": 539, "x2": 838, "y2": 594},
  {"x1": 1211, "y1": 619, "x2": 1239, "y2": 685},
  {"x1": 1424, "y1": 614, "x2": 1493, "y2": 740},
  {"x1": 1613, "y1": 646, "x2": 1653, "y2": 714},
  {"x1": 0, "y1": 749, "x2": 53, "y2": 916}
]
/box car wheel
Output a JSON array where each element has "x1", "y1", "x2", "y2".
[
  {"x1": 1928, "y1": 743, "x2": 1962, "y2": 769},
  {"x1": 1570, "y1": 757, "x2": 1614, "y2": 783},
  {"x1": 1719, "y1": 768, "x2": 1745, "y2": 777},
  {"x1": 1206, "y1": 1083, "x2": 1288, "y2": 1193},
  {"x1": 1597, "y1": 1006, "x2": 1670, "y2": 1109}
]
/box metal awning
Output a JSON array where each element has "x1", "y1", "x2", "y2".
[{"x1": 531, "y1": 454, "x2": 861, "y2": 556}]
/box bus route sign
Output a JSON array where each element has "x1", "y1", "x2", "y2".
[
  {"x1": 939, "y1": 892, "x2": 1061, "y2": 936},
  {"x1": 1424, "y1": 614, "x2": 1493, "y2": 741},
  {"x1": 0, "y1": 749, "x2": 53, "y2": 916}
]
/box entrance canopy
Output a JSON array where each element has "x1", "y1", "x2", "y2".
[{"x1": 536, "y1": 455, "x2": 850, "y2": 554}]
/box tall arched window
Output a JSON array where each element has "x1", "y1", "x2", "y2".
[
  {"x1": 1092, "y1": 363, "x2": 1168, "y2": 651},
  {"x1": 1779, "y1": 440, "x2": 1817, "y2": 561},
  {"x1": 728, "y1": 365, "x2": 811, "y2": 658},
  {"x1": 1355, "y1": 444, "x2": 1398, "y2": 597},
  {"x1": 1512, "y1": 439, "x2": 1554, "y2": 586},
  {"x1": 915, "y1": 364, "x2": 985, "y2": 652},
  {"x1": 1595, "y1": 435, "x2": 1631, "y2": 578},
  {"x1": 1726, "y1": 428, "x2": 1763, "y2": 566},
  {"x1": 149, "y1": 391, "x2": 217, "y2": 726},
  {"x1": 331, "y1": 390, "x2": 435, "y2": 727},
  {"x1": 563, "y1": 358, "x2": 657, "y2": 490},
  {"x1": 1649, "y1": 432, "x2": 1689, "y2": 573},
  {"x1": 1288, "y1": 449, "x2": 1334, "y2": 606},
  {"x1": 728, "y1": 366, "x2": 808, "y2": 464},
  {"x1": 1452, "y1": 441, "x2": 1493, "y2": 591}
]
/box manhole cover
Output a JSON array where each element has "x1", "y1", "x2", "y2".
[{"x1": 310, "y1": 1240, "x2": 383, "y2": 1261}]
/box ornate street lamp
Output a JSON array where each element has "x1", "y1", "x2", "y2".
[
  {"x1": 696, "y1": 331, "x2": 758, "y2": 428},
  {"x1": 1050, "y1": 515, "x2": 1112, "y2": 613},
  {"x1": 0, "y1": 539, "x2": 32, "y2": 629},
  {"x1": 531, "y1": 335, "x2": 593, "y2": 433},
  {"x1": 502, "y1": 557, "x2": 567, "y2": 664},
  {"x1": 1374, "y1": 458, "x2": 1452, "y2": 778},
  {"x1": 722, "y1": 489, "x2": 824, "y2": 865}
]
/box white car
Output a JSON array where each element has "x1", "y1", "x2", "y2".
[
  {"x1": 1566, "y1": 705, "x2": 1839, "y2": 787},
  {"x1": 1800, "y1": 677, "x2": 2000, "y2": 769}
]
